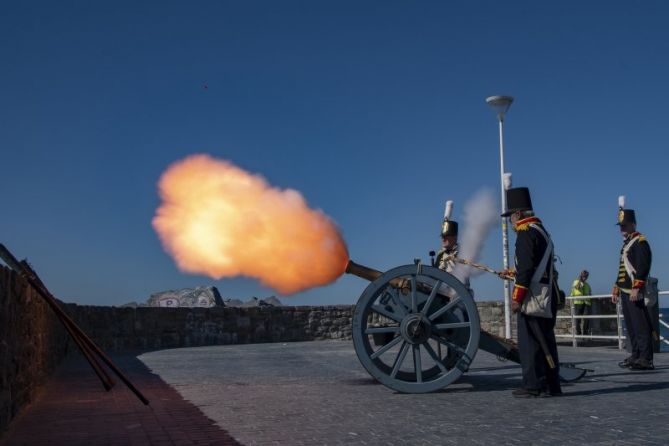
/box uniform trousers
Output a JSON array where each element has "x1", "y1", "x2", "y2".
[
  {"x1": 517, "y1": 312, "x2": 561, "y2": 392},
  {"x1": 620, "y1": 292, "x2": 653, "y2": 362}
]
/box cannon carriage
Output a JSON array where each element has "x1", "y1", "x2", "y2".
[{"x1": 346, "y1": 260, "x2": 584, "y2": 393}]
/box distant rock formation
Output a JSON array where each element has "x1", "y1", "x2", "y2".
[
  {"x1": 121, "y1": 289, "x2": 285, "y2": 308},
  {"x1": 262, "y1": 296, "x2": 284, "y2": 307},
  {"x1": 240, "y1": 297, "x2": 268, "y2": 308},
  {"x1": 223, "y1": 298, "x2": 245, "y2": 307},
  {"x1": 224, "y1": 296, "x2": 284, "y2": 308},
  {"x1": 147, "y1": 286, "x2": 224, "y2": 308}
]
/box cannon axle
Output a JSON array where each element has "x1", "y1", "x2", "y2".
[{"x1": 400, "y1": 314, "x2": 433, "y2": 345}]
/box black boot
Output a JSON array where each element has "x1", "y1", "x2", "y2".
[
  {"x1": 629, "y1": 359, "x2": 654, "y2": 370},
  {"x1": 512, "y1": 388, "x2": 541, "y2": 398},
  {"x1": 618, "y1": 356, "x2": 635, "y2": 368},
  {"x1": 542, "y1": 385, "x2": 563, "y2": 397}
]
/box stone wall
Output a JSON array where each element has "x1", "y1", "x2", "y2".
[
  {"x1": 64, "y1": 301, "x2": 508, "y2": 352},
  {"x1": 477, "y1": 301, "x2": 507, "y2": 337},
  {"x1": 0, "y1": 266, "x2": 70, "y2": 435},
  {"x1": 64, "y1": 304, "x2": 355, "y2": 351}
]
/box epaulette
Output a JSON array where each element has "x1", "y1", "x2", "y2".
[
  {"x1": 638, "y1": 234, "x2": 647, "y2": 242},
  {"x1": 514, "y1": 216, "x2": 541, "y2": 232}
]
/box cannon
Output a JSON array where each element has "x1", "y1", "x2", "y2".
[{"x1": 346, "y1": 259, "x2": 586, "y2": 393}]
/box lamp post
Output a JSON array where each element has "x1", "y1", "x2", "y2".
[{"x1": 486, "y1": 95, "x2": 514, "y2": 339}]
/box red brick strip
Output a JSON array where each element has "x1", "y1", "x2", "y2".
[{"x1": 0, "y1": 353, "x2": 243, "y2": 446}]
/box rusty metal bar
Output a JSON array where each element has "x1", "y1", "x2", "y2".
[
  {"x1": 0, "y1": 244, "x2": 114, "y2": 390},
  {"x1": 0, "y1": 243, "x2": 149, "y2": 405},
  {"x1": 20, "y1": 260, "x2": 116, "y2": 391}
]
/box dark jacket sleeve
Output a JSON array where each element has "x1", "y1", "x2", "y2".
[
  {"x1": 631, "y1": 240, "x2": 652, "y2": 282},
  {"x1": 514, "y1": 231, "x2": 538, "y2": 289}
]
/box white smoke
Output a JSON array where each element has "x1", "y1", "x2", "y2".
[{"x1": 453, "y1": 188, "x2": 499, "y2": 282}]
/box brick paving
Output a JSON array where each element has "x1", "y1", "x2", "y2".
[
  {"x1": 0, "y1": 354, "x2": 241, "y2": 446},
  {"x1": 2, "y1": 341, "x2": 668, "y2": 445},
  {"x1": 140, "y1": 341, "x2": 669, "y2": 446}
]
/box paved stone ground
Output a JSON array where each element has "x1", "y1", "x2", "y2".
[
  {"x1": 0, "y1": 354, "x2": 241, "y2": 446},
  {"x1": 139, "y1": 341, "x2": 669, "y2": 446}
]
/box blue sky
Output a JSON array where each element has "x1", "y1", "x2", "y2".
[{"x1": 2, "y1": 0, "x2": 668, "y2": 307}]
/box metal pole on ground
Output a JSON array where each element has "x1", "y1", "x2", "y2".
[
  {"x1": 616, "y1": 300, "x2": 624, "y2": 350},
  {"x1": 570, "y1": 298, "x2": 577, "y2": 347}
]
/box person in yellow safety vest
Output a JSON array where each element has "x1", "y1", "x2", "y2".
[{"x1": 571, "y1": 270, "x2": 592, "y2": 336}]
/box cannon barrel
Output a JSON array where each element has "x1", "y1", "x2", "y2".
[
  {"x1": 346, "y1": 260, "x2": 444, "y2": 298},
  {"x1": 345, "y1": 260, "x2": 383, "y2": 281},
  {"x1": 346, "y1": 260, "x2": 412, "y2": 291}
]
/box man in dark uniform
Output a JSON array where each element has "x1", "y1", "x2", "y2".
[
  {"x1": 501, "y1": 187, "x2": 561, "y2": 398},
  {"x1": 612, "y1": 197, "x2": 653, "y2": 370},
  {"x1": 434, "y1": 220, "x2": 459, "y2": 273},
  {"x1": 433, "y1": 201, "x2": 472, "y2": 293}
]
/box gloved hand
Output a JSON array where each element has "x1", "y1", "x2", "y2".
[
  {"x1": 498, "y1": 269, "x2": 516, "y2": 280},
  {"x1": 511, "y1": 285, "x2": 527, "y2": 313}
]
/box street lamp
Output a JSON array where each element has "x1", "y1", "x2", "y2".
[{"x1": 486, "y1": 95, "x2": 514, "y2": 339}]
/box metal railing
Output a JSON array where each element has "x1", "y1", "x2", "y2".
[
  {"x1": 660, "y1": 310, "x2": 669, "y2": 348},
  {"x1": 556, "y1": 291, "x2": 669, "y2": 350}
]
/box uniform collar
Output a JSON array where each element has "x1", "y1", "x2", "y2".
[
  {"x1": 444, "y1": 244, "x2": 459, "y2": 254},
  {"x1": 514, "y1": 216, "x2": 541, "y2": 231},
  {"x1": 624, "y1": 231, "x2": 640, "y2": 242}
]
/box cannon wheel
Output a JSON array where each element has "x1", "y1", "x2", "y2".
[{"x1": 352, "y1": 264, "x2": 480, "y2": 393}]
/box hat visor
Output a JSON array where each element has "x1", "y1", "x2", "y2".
[{"x1": 501, "y1": 210, "x2": 514, "y2": 217}]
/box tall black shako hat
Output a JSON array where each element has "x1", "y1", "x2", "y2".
[
  {"x1": 617, "y1": 195, "x2": 636, "y2": 226},
  {"x1": 441, "y1": 200, "x2": 459, "y2": 237},
  {"x1": 501, "y1": 187, "x2": 533, "y2": 217}
]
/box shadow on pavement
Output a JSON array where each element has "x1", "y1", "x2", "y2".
[
  {"x1": 561, "y1": 380, "x2": 669, "y2": 397},
  {"x1": 0, "y1": 352, "x2": 243, "y2": 446}
]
